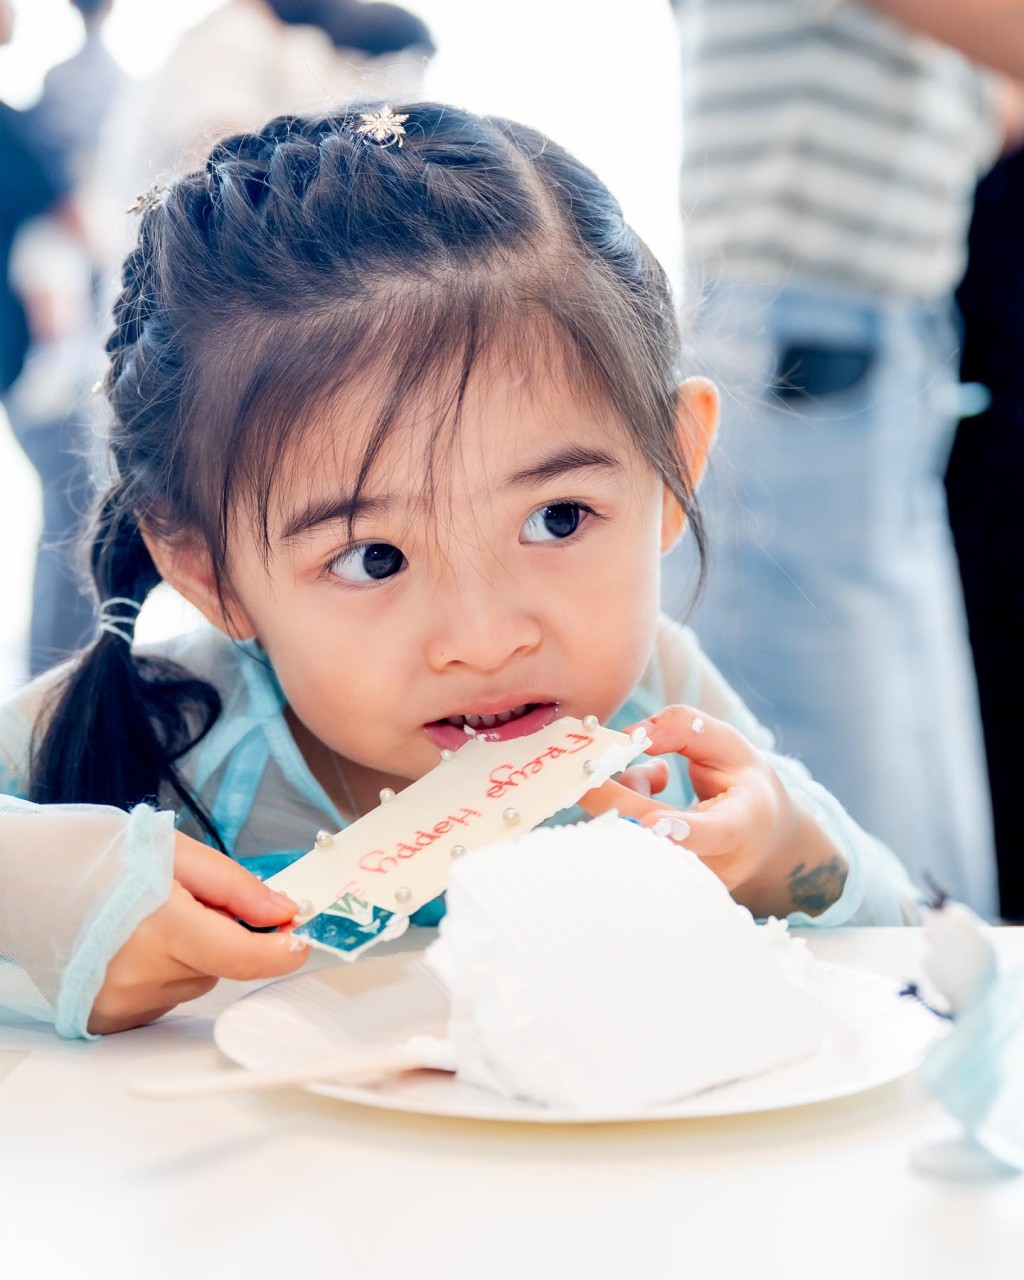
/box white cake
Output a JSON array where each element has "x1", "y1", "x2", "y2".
[{"x1": 412, "y1": 814, "x2": 827, "y2": 1114}]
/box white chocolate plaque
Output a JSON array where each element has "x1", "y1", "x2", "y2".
[{"x1": 267, "y1": 716, "x2": 649, "y2": 918}]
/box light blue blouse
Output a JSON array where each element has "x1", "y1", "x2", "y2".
[{"x1": 0, "y1": 615, "x2": 923, "y2": 1037}]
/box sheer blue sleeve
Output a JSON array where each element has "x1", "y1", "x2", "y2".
[
  {"x1": 0, "y1": 679, "x2": 176, "y2": 1038},
  {"x1": 0, "y1": 797, "x2": 176, "y2": 1038}
]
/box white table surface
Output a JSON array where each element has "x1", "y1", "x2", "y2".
[{"x1": 1, "y1": 927, "x2": 1022, "y2": 1280}]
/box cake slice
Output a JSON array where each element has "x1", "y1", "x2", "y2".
[{"x1": 413, "y1": 814, "x2": 827, "y2": 1112}]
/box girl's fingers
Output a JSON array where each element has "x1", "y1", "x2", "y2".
[
  {"x1": 627, "y1": 706, "x2": 757, "y2": 771},
  {"x1": 163, "y1": 975, "x2": 220, "y2": 1002},
  {"x1": 88, "y1": 1004, "x2": 178, "y2": 1036},
  {"x1": 577, "y1": 783, "x2": 756, "y2": 892},
  {"x1": 642, "y1": 790, "x2": 755, "y2": 864},
  {"x1": 615, "y1": 759, "x2": 670, "y2": 800},
  {"x1": 173, "y1": 833, "x2": 299, "y2": 926},
  {"x1": 172, "y1": 896, "x2": 311, "y2": 981},
  {"x1": 577, "y1": 777, "x2": 661, "y2": 822}
]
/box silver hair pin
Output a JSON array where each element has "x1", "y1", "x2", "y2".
[
  {"x1": 126, "y1": 182, "x2": 167, "y2": 215},
  {"x1": 355, "y1": 106, "x2": 409, "y2": 148},
  {"x1": 96, "y1": 596, "x2": 143, "y2": 646}
]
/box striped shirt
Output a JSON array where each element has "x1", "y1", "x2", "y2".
[{"x1": 677, "y1": 0, "x2": 1003, "y2": 297}]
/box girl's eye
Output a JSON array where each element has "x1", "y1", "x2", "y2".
[
  {"x1": 329, "y1": 542, "x2": 407, "y2": 583},
  {"x1": 521, "y1": 502, "x2": 587, "y2": 544}
]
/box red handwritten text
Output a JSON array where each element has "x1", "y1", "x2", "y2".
[
  {"x1": 485, "y1": 731, "x2": 594, "y2": 800},
  {"x1": 359, "y1": 806, "x2": 483, "y2": 875}
]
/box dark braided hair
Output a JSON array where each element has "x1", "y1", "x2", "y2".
[{"x1": 30, "y1": 103, "x2": 707, "y2": 846}]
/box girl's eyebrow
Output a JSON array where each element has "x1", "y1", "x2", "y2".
[
  {"x1": 280, "y1": 493, "x2": 393, "y2": 542},
  {"x1": 504, "y1": 445, "x2": 622, "y2": 491},
  {"x1": 281, "y1": 445, "x2": 622, "y2": 541}
]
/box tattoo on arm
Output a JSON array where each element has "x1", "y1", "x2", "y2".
[{"x1": 787, "y1": 857, "x2": 847, "y2": 914}]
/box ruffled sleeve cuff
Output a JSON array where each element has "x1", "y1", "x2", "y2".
[{"x1": 55, "y1": 805, "x2": 176, "y2": 1040}]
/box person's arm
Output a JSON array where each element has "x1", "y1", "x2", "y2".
[
  {"x1": 863, "y1": 0, "x2": 1024, "y2": 78},
  {"x1": 86, "y1": 825, "x2": 310, "y2": 1035},
  {"x1": 583, "y1": 616, "x2": 924, "y2": 925},
  {"x1": 0, "y1": 798, "x2": 309, "y2": 1037},
  {"x1": 583, "y1": 704, "x2": 856, "y2": 920}
]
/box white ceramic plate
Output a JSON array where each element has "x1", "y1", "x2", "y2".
[{"x1": 214, "y1": 952, "x2": 943, "y2": 1124}]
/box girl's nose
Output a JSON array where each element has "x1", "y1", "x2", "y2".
[{"x1": 424, "y1": 573, "x2": 542, "y2": 674}]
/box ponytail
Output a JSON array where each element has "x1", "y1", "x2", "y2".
[{"x1": 29, "y1": 490, "x2": 225, "y2": 850}]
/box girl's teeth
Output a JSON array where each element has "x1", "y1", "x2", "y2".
[{"x1": 443, "y1": 705, "x2": 533, "y2": 729}]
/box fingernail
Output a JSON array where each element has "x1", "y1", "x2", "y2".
[
  {"x1": 650, "y1": 814, "x2": 691, "y2": 842},
  {"x1": 268, "y1": 889, "x2": 298, "y2": 913},
  {"x1": 281, "y1": 932, "x2": 310, "y2": 953}
]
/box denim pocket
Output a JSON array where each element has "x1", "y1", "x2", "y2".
[{"x1": 772, "y1": 342, "x2": 877, "y2": 401}]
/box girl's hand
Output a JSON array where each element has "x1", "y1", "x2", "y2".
[
  {"x1": 579, "y1": 706, "x2": 848, "y2": 919},
  {"x1": 88, "y1": 833, "x2": 310, "y2": 1035}
]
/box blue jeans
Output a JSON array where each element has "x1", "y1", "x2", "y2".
[
  {"x1": 664, "y1": 282, "x2": 999, "y2": 917},
  {"x1": 5, "y1": 409, "x2": 95, "y2": 676}
]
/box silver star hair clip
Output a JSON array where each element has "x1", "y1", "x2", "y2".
[
  {"x1": 126, "y1": 182, "x2": 167, "y2": 215},
  {"x1": 355, "y1": 106, "x2": 410, "y2": 148}
]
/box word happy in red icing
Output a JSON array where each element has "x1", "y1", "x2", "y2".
[
  {"x1": 359, "y1": 806, "x2": 483, "y2": 875},
  {"x1": 354, "y1": 728, "x2": 597, "y2": 881}
]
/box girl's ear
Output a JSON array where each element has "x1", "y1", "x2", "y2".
[
  {"x1": 676, "y1": 376, "x2": 719, "y2": 485},
  {"x1": 660, "y1": 376, "x2": 720, "y2": 553},
  {"x1": 140, "y1": 526, "x2": 256, "y2": 641}
]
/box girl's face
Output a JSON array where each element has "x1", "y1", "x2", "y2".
[{"x1": 178, "y1": 356, "x2": 709, "y2": 814}]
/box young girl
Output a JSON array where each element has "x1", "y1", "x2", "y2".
[{"x1": 0, "y1": 103, "x2": 921, "y2": 1041}]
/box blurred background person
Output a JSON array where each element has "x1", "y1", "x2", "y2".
[
  {"x1": 25, "y1": 0, "x2": 122, "y2": 187},
  {"x1": 664, "y1": 0, "x2": 1024, "y2": 917},
  {"x1": 947, "y1": 128, "x2": 1024, "y2": 923},
  {"x1": 6, "y1": 0, "x2": 433, "y2": 678},
  {"x1": 89, "y1": 0, "x2": 433, "y2": 466},
  {"x1": 94, "y1": 0, "x2": 433, "y2": 250},
  {"x1": 1, "y1": 0, "x2": 94, "y2": 676}
]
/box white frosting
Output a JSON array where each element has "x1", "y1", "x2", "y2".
[{"x1": 414, "y1": 815, "x2": 827, "y2": 1113}]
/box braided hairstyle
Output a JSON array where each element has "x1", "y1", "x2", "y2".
[{"x1": 30, "y1": 103, "x2": 706, "y2": 844}]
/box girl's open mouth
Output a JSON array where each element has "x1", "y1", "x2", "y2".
[{"x1": 423, "y1": 702, "x2": 559, "y2": 751}]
